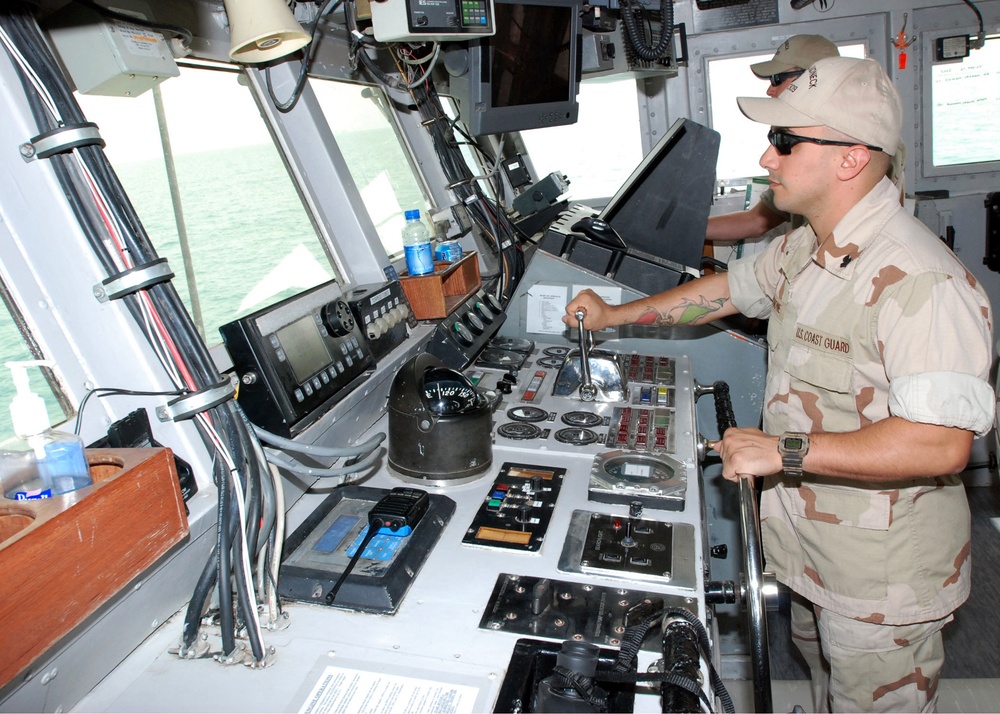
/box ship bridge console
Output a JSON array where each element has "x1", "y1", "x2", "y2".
[{"x1": 62, "y1": 248, "x2": 768, "y2": 714}]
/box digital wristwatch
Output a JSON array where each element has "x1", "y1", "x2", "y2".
[{"x1": 778, "y1": 432, "x2": 809, "y2": 478}]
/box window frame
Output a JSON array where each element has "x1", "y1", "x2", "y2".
[
  {"x1": 75, "y1": 60, "x2": 342, "y2": 342},
  {"x1": 308, "y1": 75, "x2": 436, "y2": 260},
  {"x1": 684, "y1": 16, "x2": 888, "y2": 183},
  {"x1": 518, "y1": 76, "x2": 645, "y2": 207},
  {"x1": 918, "y1": 23, "x2": 1000, "y2": 184}
]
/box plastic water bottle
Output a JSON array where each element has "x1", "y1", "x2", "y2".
[{"x1": 402, "y1": 209, "x2": 434, "y2": 276}]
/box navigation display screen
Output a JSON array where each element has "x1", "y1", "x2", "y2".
[
  {"x1": 276, "y1": 316, "x2": 332, "y2": 383},
  {"x1": 490, "y1": 3, "x2": 572, "y2": 108}
]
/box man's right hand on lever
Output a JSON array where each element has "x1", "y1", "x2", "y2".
[{"x1": 563, "y1": 289, "x2": 615, "y2": 331}]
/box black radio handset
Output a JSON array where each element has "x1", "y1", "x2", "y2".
[
  {"x1": 324, "y1": 488, "x2": 430, "y2": 605},
  {"x1": 571, "y1": 217, "x2": 628, "y2": 251},
  {"x1": 368, "y1": 487, "x2": 430, "y2": 532}
]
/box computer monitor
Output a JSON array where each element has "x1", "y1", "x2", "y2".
[
  {"x1": 600, "y1": 118, "x2": 720, "y2": 272},
  {"x1": 446, "y1": 0, "x2": 582, "y2": 136}
]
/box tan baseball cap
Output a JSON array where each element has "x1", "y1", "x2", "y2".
[
  {"x1": 750, "y1": 35, "x2": 839, "y2": 78},
  {"x1": 737, "y1": 57, "x2": 902, "y2": 152}
]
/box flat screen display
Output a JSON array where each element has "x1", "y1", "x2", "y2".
[
  {"x1": 489, "y1": 3, "x2": 573, "y2": 107},
  {"x1": 275, "y1": 316, "x2": 332, "y2": 383},
  {"x1": 599, "y1": 118, "x2": 721, "y2": 272}
]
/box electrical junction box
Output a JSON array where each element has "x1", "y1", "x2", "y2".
[
  {"x1": 370, "y1": 0, "x2": 496, "y2": 43},
  {"x1": 513, "y1": 172, "x2": 571, "y2": 217},
  {"x1": 44, "y1": 2, "x2": 179, "y2": 97},
  {"x1": 935, "y1": 35, "x2": 971, "y2": 62}
]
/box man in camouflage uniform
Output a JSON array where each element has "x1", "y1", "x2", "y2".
[
  {"x1": 706, "y1": 36, "x2": 906, "y2": 249},
  {"x1": 565, "y1": 56, "x2": 994, "y2": 712}
]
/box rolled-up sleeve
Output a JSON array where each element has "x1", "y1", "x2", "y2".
[
  {"x1": 728, "y1": 254, "x2": 773, "y2": 319},
  {"x1": 889, "y1": 371, "x2": 995, "y2": 437},
  {"x1": 880, "y1": 269, "x2": 995, "y2": 437}
]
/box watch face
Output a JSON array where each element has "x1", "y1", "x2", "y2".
[{"x1": 784, "y1": 437, "x2": 804, "y2": 450}]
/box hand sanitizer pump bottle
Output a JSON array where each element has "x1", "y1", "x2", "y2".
[{"x1": 0, "y1": 361, "x2": 92, "y2": 500}]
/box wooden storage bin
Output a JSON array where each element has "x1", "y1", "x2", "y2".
[
  {"x1": 0, "y1": 447, "x2": 189, "y2": 687},
  {"x1": 399, "y1": 251, "x2": 481, "y2": 319}
]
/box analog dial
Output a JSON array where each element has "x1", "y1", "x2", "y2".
[
  {"x1": 452, "y1": 321, "x2": 474, "y2": 346},
  {"x1": 473, "y1": 301, "x2": 494, "y2": 323},
  {"x1": 464, "y1": 311, "x2": 485, "y2": 335},
  {"x1": 421, "y1": 368, "x2": 480, "y2": 415},
  {"x1": 322, "y1": 300, "x2": 355, "y2": 337}
]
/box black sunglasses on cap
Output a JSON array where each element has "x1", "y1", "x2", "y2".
[
  {"x1": 769, "y1": 69, "x2": 804, "y2": 87},
  {"x1": 767, "y1": 128, "x2": 884, "y2": 156}
]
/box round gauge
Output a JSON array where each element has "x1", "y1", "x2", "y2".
[
  {"x1": 421, "y1": 367, "x2": 481, "y2": 415},
  {"x1": 544, "y1": 346, "x2": 570, "y2": 357},
  {"x1": 322, "y1": 299, "x2": 355, "y2": 337},
  {"x1": 463, "y1": 311, "x2": 485, "y2": 335},
  {"x1": 562, "y1": 411, "x2": 603, "y2": 428},
  {"x1": 497, "y1": 422, "x2": 543, "y2": 440},
  {"x1": 451, "y1": 321, "x2": 474, "y2": 346},
  {"x1": 537, "y1": 356, "x2": 564, "y2": 369},
  {"x1": 554, "y1": 427, "x2": 599, "y2": 445},
  {"x1": 479, "y1": 348, "x2": 516, "y2": 367},
  {"x1": 485, "y1": 294, "x2": 503, "y2": 314},
  {"x1": 507, "y1": 405, "x2": 548, "y2": 422},
  {"x1": 491, "y1": 337, "x2": 531, "y2": 352},
  {"x1": 473, "y1": 301, "x2": 494, "y2": 323}
]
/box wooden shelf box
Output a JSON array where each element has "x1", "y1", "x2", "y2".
[
  {"x1": 399, "y1": 251, "x2": 481, "y2": 320},
  {"x1": 0, "y1": 448, "x2": 189, "y2": 687}
]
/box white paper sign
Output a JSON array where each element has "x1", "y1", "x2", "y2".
[
  {"x1": 525, "y1": 284, "x2": 569, "y2": 334},
  {"x1": 298, "y1": 666, "x2": 479, "y2": 714},
  {"x1": 572, "y1": 284, "x2": 622, "y2": 306}
]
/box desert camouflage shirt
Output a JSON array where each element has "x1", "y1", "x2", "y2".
[{"x1": 728, "y1": 176, "x2": 994, "y2": 623}]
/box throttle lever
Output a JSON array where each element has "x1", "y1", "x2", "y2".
[{"x1": 575, "y1": 310, "x2": 597, "y2": 401}]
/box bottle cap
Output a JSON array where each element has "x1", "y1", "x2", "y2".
[
  {"x1": 6, "y1": 360, "x2": 52, "y2": 438},
  {"x1": 404, "y1": 209, "x2": 421, "y2": 220}
]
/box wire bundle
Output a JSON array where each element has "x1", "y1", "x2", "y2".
[
  {"x1": 0, "y1": 4, "x2": 274, "y2": 664},
  {"x1": 0, "y1": 4, "x2": 381, "y2": 667},
  {"x1": 401, "y1": 68, "x2": 526, "y2": 302},
  {"x1": 340, "y1": 0, "x2": 526, "y2": 302},
  {"x1": 260, "y1": 0, "x2": 528, "y2": 301}
]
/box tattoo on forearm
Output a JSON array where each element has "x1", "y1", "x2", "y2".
[{"x1": 634, "y1": 296, "x2": 728, "y2": 326}]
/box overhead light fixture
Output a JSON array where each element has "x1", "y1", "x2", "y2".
[{"x1": 223, "y1": 0, "x2": 311, "y2": 64}]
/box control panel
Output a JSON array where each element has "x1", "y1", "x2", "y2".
[
  {"x1": 279, "y1": 486, "x2": 454, "y2": 614},
  {"x1": 370, "y1": 0, "x2": 495, "y2": 42},
  {"x1": 426, "y1": 288, "x2": 506, "y2": 369},
  {"x1": 219, "y1": 280, "x2": 375, "y2": 437},
  {"x1": 462, "y1": 462, "x2": 565, "y2": 552},
  {"x1": 559, "y1": 509, "x2": 697, "y2": 589},
  {"x1": 480, "y1": 573, "x2": 693, "y2": 650},
  {"x1": 345, "y1": 280, "x2": 413, "y2": 362}
]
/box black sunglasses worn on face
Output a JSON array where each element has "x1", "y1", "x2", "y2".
[
  {"x1": 769, "y1": 70, "x2": 804, "y2": 87},
  {"x1": 767, "y1": 129, "x2": 884, "y2": 156}
]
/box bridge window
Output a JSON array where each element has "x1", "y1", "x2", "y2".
[
  {"x1": 0, "y1": 303, "x2": 71, "y2": 443},
  {"x1": 519, "y1": 77, "x2": 644, "y2": 204},
  {"x1": 75, "y1": 63, "x2": 336, "y2": 343},
  {"x1": 310, "y1": 80, "x2": 432, "y2": 258}
]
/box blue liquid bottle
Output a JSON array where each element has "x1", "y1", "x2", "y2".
[
  {"x1": 402, "y1": 209, "x2": 434, "y2": 276},
  {"x1": 0, "y1": 361, "x2": 92, "y2": 500}
]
